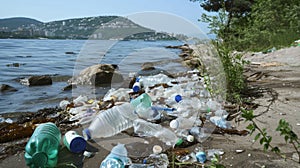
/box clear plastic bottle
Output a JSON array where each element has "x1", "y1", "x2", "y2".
[
  {"x1": 83, "y1": 93, "x2": 152, "y2": 140},
  {"x1": 24, "y1": 122, "x2": 61, "y2": 168},
  {"x1": 133, "y1": 119, "x2": 179, "y2": 146},
  {"x1": 100, "y1": 144, "x2": 131, "y2": 168},
  {"x1": 169, "y1": 116, "x2": 202, "y2": 130},
  {"x1": 138, "y1": 74, "x2": 172, "y2": 88},
  {"x1": 209, "y1": 116, "x2": 231, "y2": 129}
]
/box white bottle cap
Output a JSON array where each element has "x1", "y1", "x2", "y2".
[
  {"x1": 153, "y1": 145, "x2": 162, "y2": 154},
  {"x1": 186, "y1": 135, "x2": 194, "y2": 142},
  {"x1": 169, "y1": 119, "x2": 179, "y2": 129}
]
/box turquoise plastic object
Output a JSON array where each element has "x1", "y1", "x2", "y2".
[
  {"x1": 100, "y1": 144, "x2": 130, "y2": 168},
  {"x1": 130, "y1": 93, "x2": 152, "y2": 108},
  {"x1": 24, "y1": 122, "x2": 61, "y2": 168}
]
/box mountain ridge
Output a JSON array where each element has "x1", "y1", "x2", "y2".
[{"x1": 0, "y1": 16, "x2": 179, "y2": 40}]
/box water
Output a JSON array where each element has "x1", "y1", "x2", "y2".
[{"x1": 0, "y1": 39, "x2": 186, "y2": 113}]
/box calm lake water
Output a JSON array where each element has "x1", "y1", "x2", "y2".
[{"x1": 0, "y1": 39, "x2": 187, "y2": 113}]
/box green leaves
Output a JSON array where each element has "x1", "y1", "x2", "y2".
[
  {"x1": 276, "y1": 119, "x2": 299, "y2": 143},
  {"x1": 241, "y1": 109, "x2": 254, "y2": 121}
]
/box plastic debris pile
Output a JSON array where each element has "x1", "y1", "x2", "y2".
[{"x1": 54, "y1": 68, "x2": 234, "y2": 167}]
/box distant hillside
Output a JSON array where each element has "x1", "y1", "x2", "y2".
[
  {"x1": 0, "y1": 16, "x2": 177, "y2": 40},
  {"x1": 0, "y1": 17, "x2": 42, "y2": 30},
  {"x1": 41, "y1": 16, "x2": 155, "y2": 39}
]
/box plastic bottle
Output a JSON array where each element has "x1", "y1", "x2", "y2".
[
  {"x1": 83, "y1": 93, "x2": 152, "y2": 140},
  {"x1": 133, "y1": 119, "x2": 179, "y2": 146},
  {"x1": 63, "y1": 130, "x2": 86, "y2": 153},
  {"x1": 209, "y1": 116, "x2": 231, "y2": 129},
  {"x1": 24, "y1": 122, "x2": 61, "y2": 168},
  {"x1": 189, "y1": 126, "x2": 208, "y2": 143},
  {"x1": 169, "y1": 116, "x2": 202, "y2": 130},
  {"x1": 138, "y1": 74, "x2": 172, "y2": 88},
  {"x1": 196, "y1": 151, "x2": 206, "y2": 163},
  {"x1": 100, "y1": 144, "x2": 131, "y2": 168},
  {"x1": 132, "y1": 82, "x2": 142, "y2": 92}
]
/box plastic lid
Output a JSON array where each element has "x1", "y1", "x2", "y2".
[
  {"x1": 32, "y1": 152, "x2": 47, "y2": 167},
  {"x1": 186, "y1": 135, "x2": 194, "y2": 142},
  {"x1": 169, "y1": 119, "x2": 179, "y2": 129},
  {"x1": 132, "y1": 85, "x2": 140, "y2": 92},
  {"x1": 152, "y1": 145, "x2": 162, "y2": 154},
  {"x1": 175, "y1": 95, "x2": 182, "y2": 103},
  {"x1": 70, "y1": 137, "x2": 87, "y2": 153},
  {"x1": 82, "y1": 128, "x2": 91, "y2": 140}
]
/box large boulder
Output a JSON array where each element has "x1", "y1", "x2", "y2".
[
  {"x1": 26, "y1": 76, "x2": 52, "y2": 86},
  {"x1": 0, "y1": 84, "x2": 17, "y2": 92},
  {"x1": 68, "y1": 64, "x2": 123, "y2": 86}
]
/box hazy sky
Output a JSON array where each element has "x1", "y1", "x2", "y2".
[{"x1": 0, "y1": 0, "x2": 210, "y2": 34}]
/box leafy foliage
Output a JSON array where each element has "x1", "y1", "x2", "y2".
[{"x1": 192, "y1": 0, "x2": 300, "y2": 51}]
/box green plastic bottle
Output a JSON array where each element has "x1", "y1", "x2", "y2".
[{"x1": 24, "y1": 122, "x2": 61, "y2": 168}]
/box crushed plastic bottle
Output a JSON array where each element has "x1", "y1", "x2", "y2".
[
  {"x1": 24, "y1": 122, "x2": 61, "y2": 168},
  {"x1": 103, "y1": 88, "x2": 131, "y2": 102},
  {"x1": 189, "y1": 126, "x2": 209, "y2": 143},
  {"x1": 210, "y1": 116, "x2": 231, "y2": 129},
  {"x1": 206, "y1": 149, "x2": 224, "y2": 161},
  {"x1": 138, "y1": 73, "x2": 173, "y2": 88},
  {"x1": 133, "y1": 119, "x2": 179, "y2": 146},
  {"x1": 83, "y1": 93, "x2": 152, "y2": 140},
  {"x1": 146, "y1": 153, "x2": 169, "y2": 168},
  {"x1": 100, "y1": 144, "x2": 131, "y2": 168}
]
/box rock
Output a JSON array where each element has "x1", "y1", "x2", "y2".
[
  {"x1": 137, "y1": 63, "x2": 174, "y2": 78},
  {"x1": 179, "y1": 52, "x2": 190, "y2": 58},
  {"x1": 183, "y1": 58, "x2": 202, "y2": 69},
  {"x1": 65, "y1": 51, "x2": 76, "y2": 55},
  {"x1": 0, "y1": 84, "x2": 18, "y2": 92},
  {"x1": 27, "y1": 76, "x2": 52, "y2": 86},
  {"x1": 63, "y1": 84, "x2": 77, "y2": 91},
  {"x1": 68, "y1": 64, "x2": 123, "y2": 86}
]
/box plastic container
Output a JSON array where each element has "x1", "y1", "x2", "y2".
[
  {"x1": 133, "y1": 119, "x2": 179, "y2": 146},
  {"x1": 63, "y1": 130, "x2": 86, "y2": 153},
  {"x1": 132, "y1": 82, "x2": 142, "y2": 92},
  {"x1": 83, "y1": 93, "x2": 152, "y2": 140},
  {"x1": 209, "y1": 116, "x2": 231, "y2": 129},
  {"x1": 100, "y1": 144, "x2": 131, "y2": 168},
  {"x1": 196, "y1": 151, "x2": 206, "y2": 163},
  {"x1": 169, "y1": 116, "x2": 202, "y2": 130},
  {"x1": 138, "y1": 74, "x2": 172, "y2": 88},
  {"x1": 189, "y1": 126, "x2": 208, "y2": 143},
  {"x1": 24, "y1": 122, "x2": 61, "y2": 168}
]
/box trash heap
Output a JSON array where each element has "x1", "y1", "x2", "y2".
[{"x1": 52, "y1": 68, "x2": 233, "y2": 167}]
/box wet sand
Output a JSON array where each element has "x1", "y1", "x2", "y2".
[{"x1": 1, "y1": 46, "x2": 300, "y2": 167}]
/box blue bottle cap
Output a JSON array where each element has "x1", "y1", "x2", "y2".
[
  {"x1": 70, "y1": 137, "x2": 87, "y2": 153},
  {"x1": 132, "y1": 85, "x2": 140, "y2": 92},
  {"x1": 175, "y1": 95, "x2": 182, "y2": 103},
  {"x1": 135, "y1": 77, "x2": 140, "y2": 82}
]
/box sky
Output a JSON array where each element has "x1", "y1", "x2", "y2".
[{"x1": 0, "y1": 0, "x2": 210, "y2": 35}]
